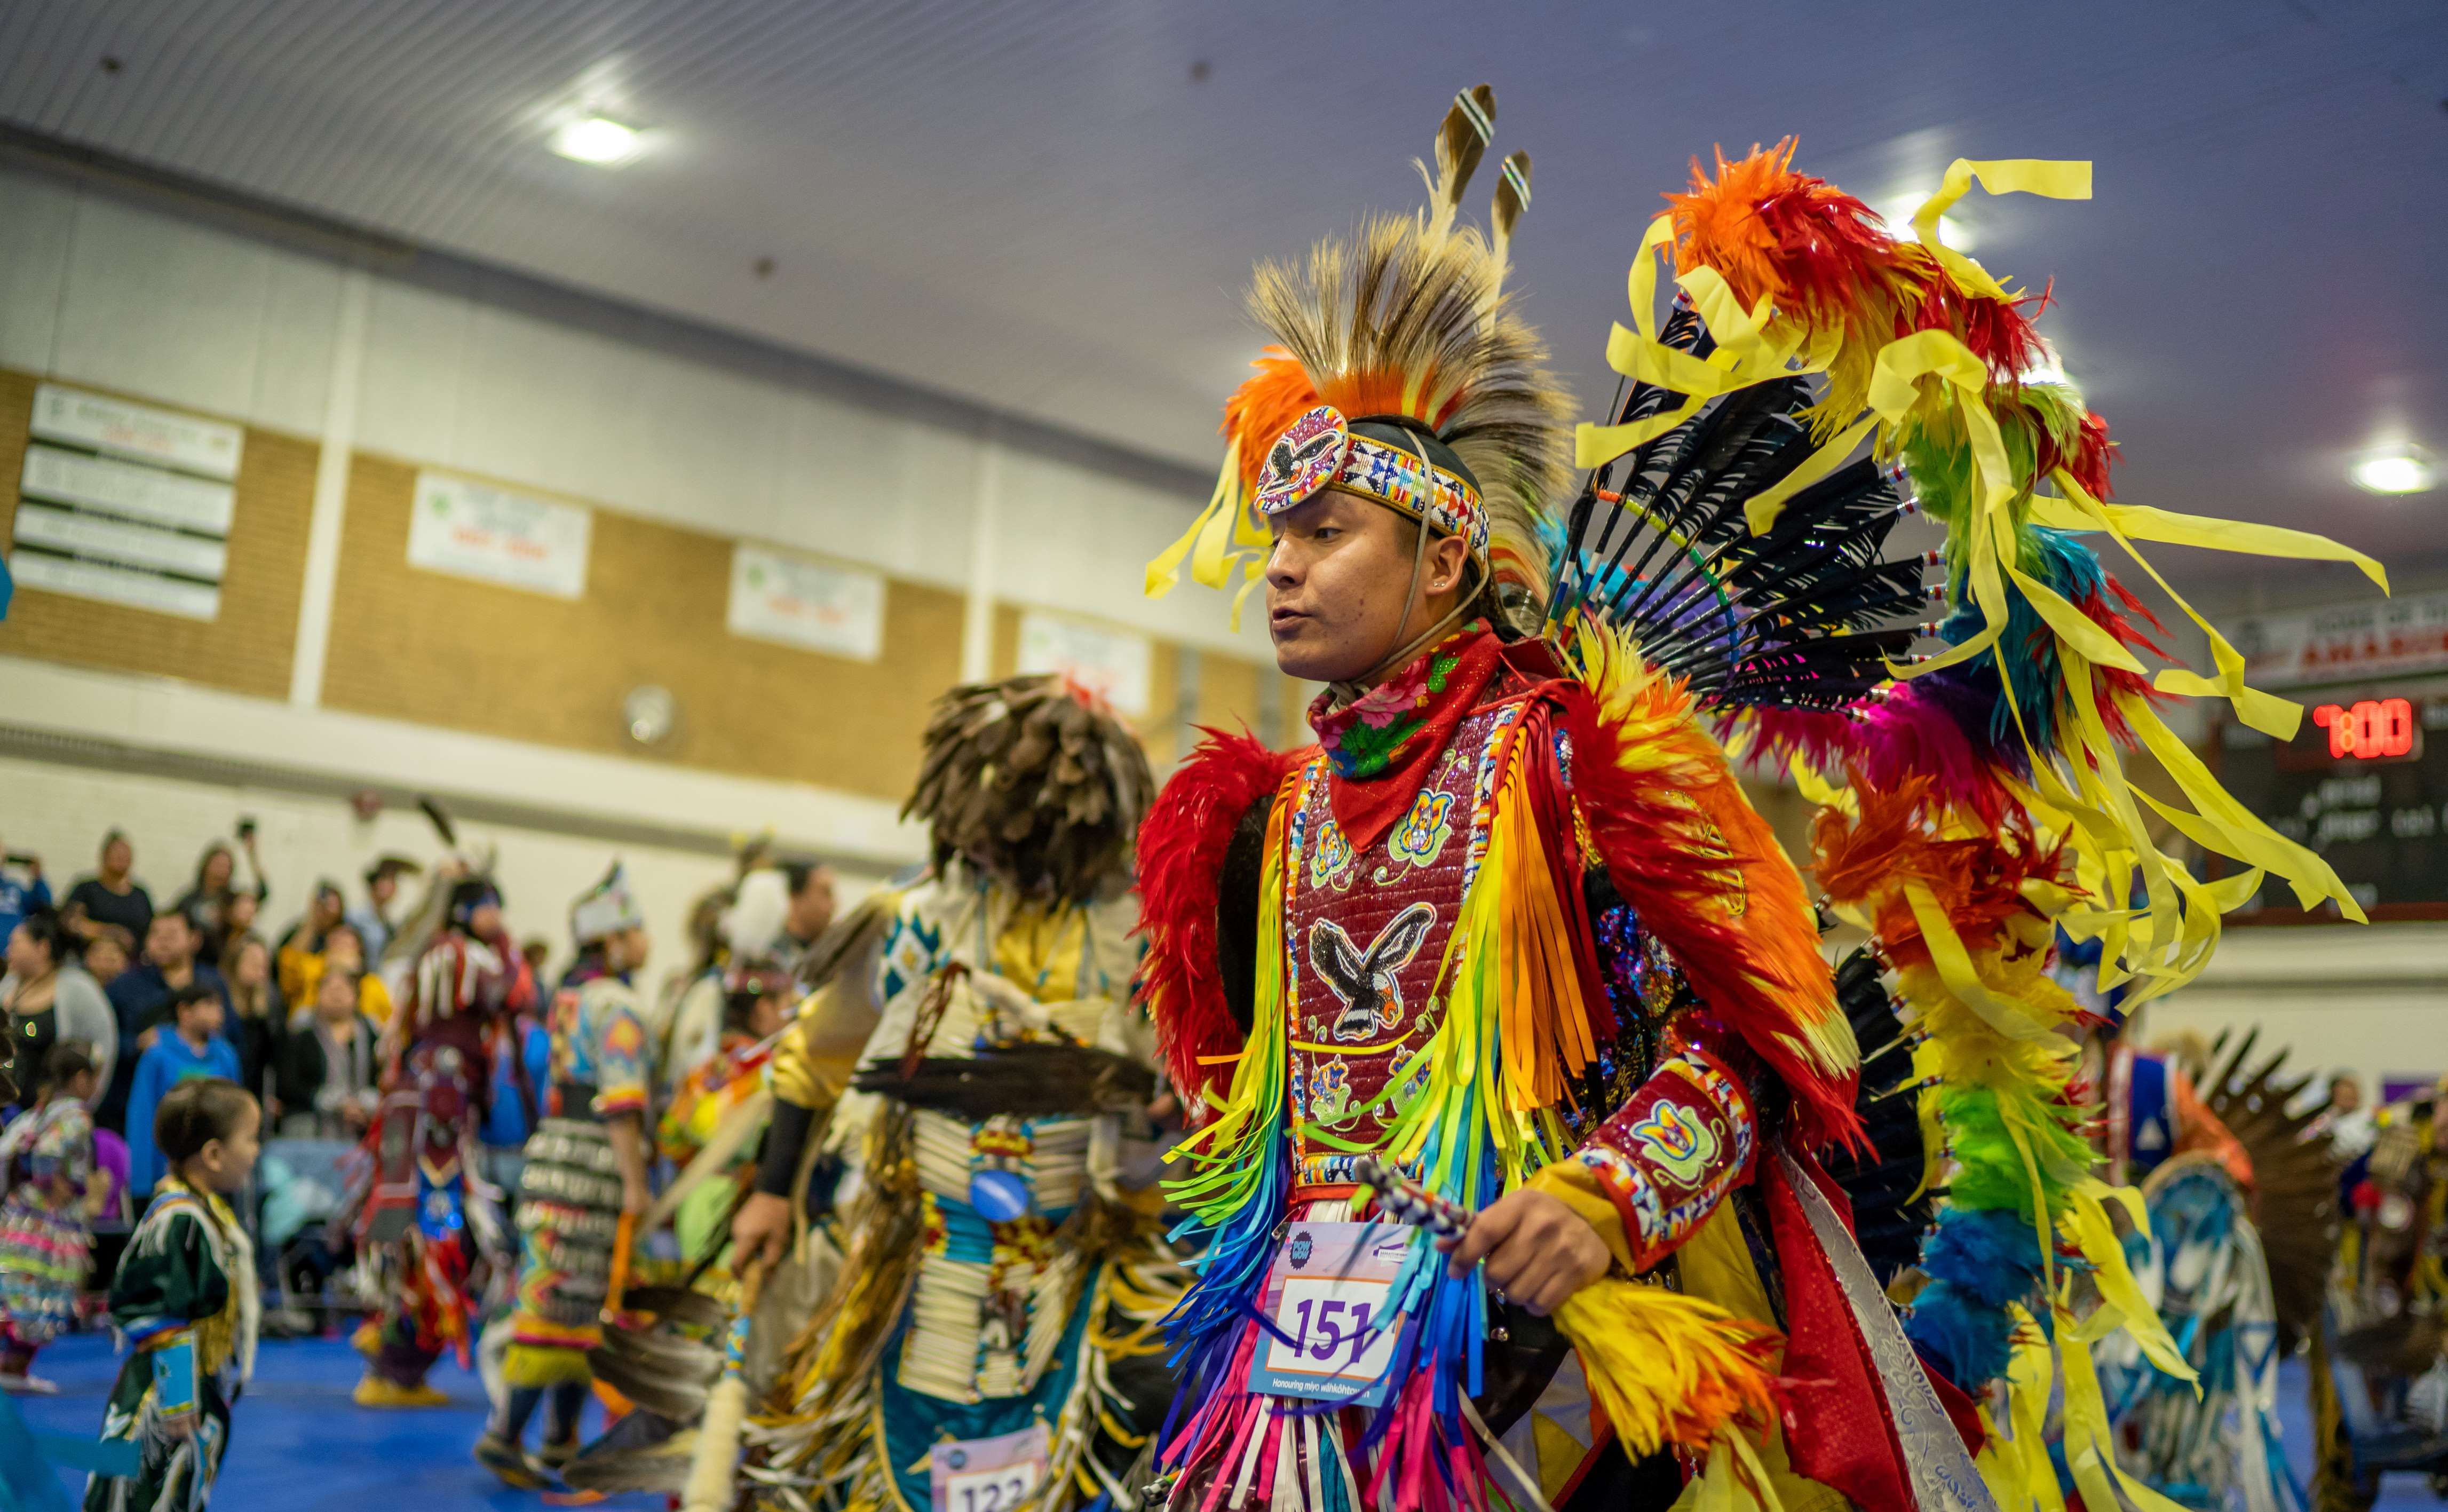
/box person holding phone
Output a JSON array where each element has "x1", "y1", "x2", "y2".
[{"x1": 169, "y1": 829, "x2": 268, "y2": 969}]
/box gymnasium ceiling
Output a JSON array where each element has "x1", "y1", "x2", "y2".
[{"x1": 2, "y1": 0, "x2": 2444, "y2": 592}]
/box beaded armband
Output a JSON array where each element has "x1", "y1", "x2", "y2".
[{"x1": 1570, "y1": 1032, "x2": 1759, "y2": 1271}]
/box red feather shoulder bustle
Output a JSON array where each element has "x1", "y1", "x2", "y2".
[
  {"x1": 1547, "y1": 677, "x2": 1865, "y2": 1152},
  {"x1": 1135, "y1": 727, "x2": 1304, "y2": 1104}
]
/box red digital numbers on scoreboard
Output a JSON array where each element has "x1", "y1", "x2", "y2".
[{"x1": 2312, "y1": 698, "x2": 2415, "y2": 761}]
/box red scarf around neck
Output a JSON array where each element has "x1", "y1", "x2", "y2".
[{"x1": 1307, "y1": 624, "x2": 1506, "y2": 853}]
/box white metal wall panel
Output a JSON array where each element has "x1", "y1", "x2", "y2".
[
  {"x1": 355, "y1": 278, "x2": 475, "y2": 464},
  {"x1": 0, "y1": 172, "x2": 75, "y2": 374},
  {"x1": 51, "y1": 191, "x2": 276, "y2": 422},
  {"x1": 246, "y1": 249, "x2": 343, "y2": 436}
]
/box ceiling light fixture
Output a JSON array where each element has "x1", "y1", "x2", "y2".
[
  {"x1": 2350, "y1": 444, "x2": 2437, "y2": 496},
  {"x1": 551, "y1": 115, "x2": 643, "y2": 166},
  {"x1": 2016, "y1": 341, "x2": 2069, "y2": 386},
  {"x1": 1876, "y1": 196, "x2": 1974, "y2": 254}
]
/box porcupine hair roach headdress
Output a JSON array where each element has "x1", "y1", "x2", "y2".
[
  {"x1": 904, "y1": 673, "x2": 1155, "y2": 904},
  {"x1": 1146, "y1": 84, "x2": 1573, "y2": 636}
]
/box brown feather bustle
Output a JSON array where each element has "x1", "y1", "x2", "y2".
[
  {"x1": 2176, "y1": 1027, "x2": 2342, "y2": 1355},
  {"x1": 902, "y1": 674, "x2": 1153, "y2": 904}
]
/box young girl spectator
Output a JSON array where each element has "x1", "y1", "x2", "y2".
[
  {"x1": 0, "y1": 1042, "x2": 100, "y2": 1393},
  {"x1": 2, "y1": 912, "x2": 117, "y2": 1106},
  {"x1": 80, "y1": 926, "x2": 133, "y2": 992},
  {"x1": 220, "y1": 937, "x2": 282, "y2": 1106},
  {"x1": 86, "y1": 1078, "x2": 260, "y2": 1512}
]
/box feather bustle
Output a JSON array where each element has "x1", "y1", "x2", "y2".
[
  {"x1": 1561, "y1": 623, "x2": 1861, "y2": 1148},
  {"x1": 1133, "y1": 728, "x2": 1303, "y2": 1103}
]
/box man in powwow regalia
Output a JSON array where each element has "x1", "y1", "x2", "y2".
[
  {"x1": 476, "y1": 864, "x2": 658, "y2": 1488},
  {"x1": 352, "y1": 870, "x2": 528, "y2": 1410},
  {"x1": 1134, "y1": 83, "x2": 2386, "y2": 1512}
]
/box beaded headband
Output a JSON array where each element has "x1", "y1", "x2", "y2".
[{"x1": 1251, "y1": 404, "x2": 1488, "y2": 560}]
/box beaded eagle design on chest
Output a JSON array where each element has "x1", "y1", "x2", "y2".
[{"x1": 1282, "y1": 699, "x2": 1524, "y2": 1188}]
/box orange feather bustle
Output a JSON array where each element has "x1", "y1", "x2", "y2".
[
  {"x1": 1221, "y1": 347, "x2": 1471, "y2": 500},
  {"x1": 1310, "y1": 369, "x2": 1455, "y2": 436},
  {"x1": 1812, "y1": 778, "x2": 2071, "y2": 972},
  {"x1": 1663, "y1": 139, "x2": 1908, "y2": 336},
  {"x1": 1663, "y1": 139, "x2": 2050, "y2": 392},
  {"x1": 1221, "y1": 349, "x2": 1321, "y2": 496}
]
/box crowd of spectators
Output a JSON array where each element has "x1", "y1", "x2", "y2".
[{"x1": 0, "y1": 827, "x2": 423, "y2": 1191}]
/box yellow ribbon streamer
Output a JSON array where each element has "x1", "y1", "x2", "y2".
[
  {"x1": 1144, "y1": 444, "x2": 1277, "y2": 628},
  {"x1": 2033, "y1": 471, "x2": 2387, "y2": 740},
  {"x1": 2061, "y1": 1177, "x2": 2195, "y2": 1383},
  {"x1": 1574, "y1": 219, "x2": 1823, "y2": 469},
  {"x1": 1903, "y1": 881, "x2": 2064, "y2": 1045},
  {"x1": 1865, "y1": 329, "x2": 2025, "y2": 682},
  {"x1": 1787, "y1": 753, "x2": 1856, "y2": 814},
  {"x1": 1911, "y1": 158, "x2": 2093, "y2": 304},
  {"x1": 2055, "y1": 1306, "x2": 2200, "y2": 1512}
]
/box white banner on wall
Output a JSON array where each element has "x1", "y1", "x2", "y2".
[
  {"x1": 20, "y1": 446, "x2": 237, "y2": 534},
  {"x1": 30, "y1": 382, "x2": 243, "y2": 480},
  {"x1": 407, "y1": 472, "x2": 591, "y2": 599},
  {"x1": 8, "y1": 551, "x2": 220, "y2": 619},
  {"x1": 1017, "y1": 611, "x2": 1153, "y2": 717},
  {"x1": 726, "y1": 543, "x2": 885, "y2": 661},
  {"x1": 2233, "y1": 590, "x2": 2448, "y2": 689},
  {"x1": 11, "y1": 387, "x2": 241, "y2": 621}
]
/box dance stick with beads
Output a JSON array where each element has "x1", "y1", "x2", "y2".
[{"x1": 1351, "y1": 1155, "x2": 1471, "y2": 1238}]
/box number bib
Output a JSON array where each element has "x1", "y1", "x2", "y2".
[
  {"x1": 929, "y1": 1424, "x2": 1047, "y2": 1512},
  {"x1": 1245, "y1": 1221, "x2": 1414, "y2": 1406}
]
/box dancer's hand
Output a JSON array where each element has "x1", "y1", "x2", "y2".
[
  {"x1": 734, "y1": 1191, "x2": 793, "y2": 1269},
  {"x1": 1438, "y1": 1189, "x2": 1609, "y2": 1317}
]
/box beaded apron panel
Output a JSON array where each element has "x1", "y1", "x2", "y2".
[{"x1": 1283, "y1": 698, "x2": 1524, "y2": 1188}]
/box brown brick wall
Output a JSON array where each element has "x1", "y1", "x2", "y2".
[
  {"x1": 0, "y1": 366, "x2": 1281, "y2": 806},
  {"x1": 986, "y1": 603, "x2": 1280, "y2": 769},
  {"x1": 0, "y1": 369, "x2": 313, "y2": 698},
  {"x1": 320, "y1": 452, "x2": 965, "y2": 802}
]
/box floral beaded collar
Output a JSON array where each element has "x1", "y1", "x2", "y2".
[{"x1": 1306, "y1": 622, "x2": 1506, "y2": 852}]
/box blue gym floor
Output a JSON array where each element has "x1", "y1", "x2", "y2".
[
  {"x1": 9, "y1": 1331, "x2": 2438, "y2": 1509},
  {"x1": 14, "y1": 1329, "x2": 662, "y2": 1510}
]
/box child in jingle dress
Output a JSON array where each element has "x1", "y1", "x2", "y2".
[{"x1": 0, "y1": 1041, "x2": 101, "y2": 1392}]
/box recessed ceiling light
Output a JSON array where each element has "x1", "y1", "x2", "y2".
[
  {"x1": 551, "y1": 115, "x2": 643, "y2": 166},
  {"x1": 2350, "y1": 445, "x2": 2437, "y2": 496},
  {"x1": 2016, "y1": 341, "x2": 2069, "y2": 386},
  {"x1": 1876, "y1": 196, "x2": 1975, "y2": 254}
]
